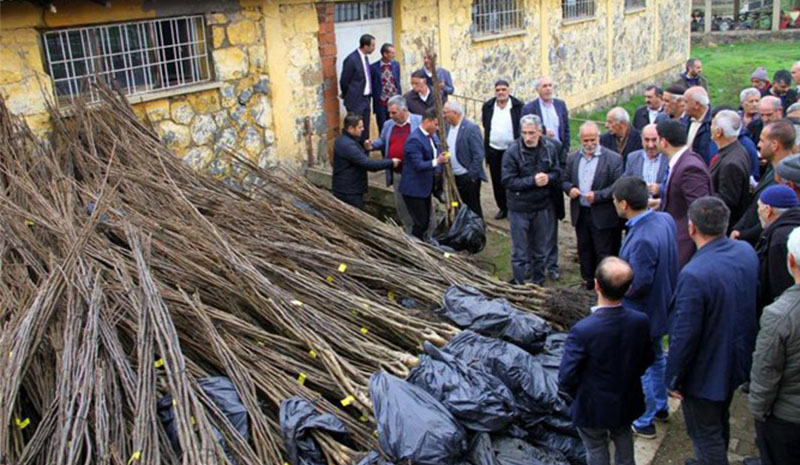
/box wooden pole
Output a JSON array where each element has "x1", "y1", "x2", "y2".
[
  {"x1": 704, "y1": 0, "x2": 712, "y2": 33},
  {"x1": 772, "y1": 0, "x2": 781, "y2": 31}
]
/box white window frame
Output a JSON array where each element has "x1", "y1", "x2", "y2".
[{"x1": 42, "y1": 15, "x2": 211, "y2": 106}]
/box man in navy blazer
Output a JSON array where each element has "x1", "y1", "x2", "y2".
[
  {"x1": 559, "y1": 257, "x2": 654, "y2": 465},
  {"x1": 522, "y1": 76, "x2": 570, "y2": 155},
  {"x1": 681, "y1": 86, "x2": 713, "y2": 163},
  {"x1": 339, "y1": 34, "x2": 376, "y2": 143},
  {"x1": 652, "y1": 120, "x2": 712, "y2": 268},
  {"x1": 443, "y1": 101, "x2": 487, "y2": 218},
  {"x1": 399, "y1": 108, "x2": 450, "y2": 239},
  {"x1": 369, "y1": 43, "x2": 402, "y2": 133},
  {"x1": 666, "y1": 196, "x2": 759, "y2": 464},
  {"x1": 613, "y1": 177, "x2": 679, "y2": 438}
]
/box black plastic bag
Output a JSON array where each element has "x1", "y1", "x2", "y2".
[
  {"x1": 529, "y1": 429, "x2": 587, "y2": 465},
  {"x1": 533, "y1": 333, "x2": 568, "y2": 369},
  {"x1": 439, "y1": 285, "x2": 552, "y2": 353},
  {"x1": 157, "y1": 377, "x2": 248, "y2": 461},
  {"x1": 369, "y1": 371, "x2": 466, "y2": 465},
  {"x1": 356, "y1": 451, "x2": 395, "y2": 465},
  {"x1": 467, "y1": 433, "x2": 497, "y2": 465},
  {"x1": 406, "y1": 342, "x2": 517, "y2": 432},
  {"x1": 279, "y1": 397, "x2": 350, "y2": 465},
  {"x1": 434, "y1": 205, "x2": 486, "y2": 254},
  {"x1": 443, "y1": 331, "x2": 566, "y2": 417},
  {"x1": 492, "y1": 437, "x2": 571, "y2": 465}
]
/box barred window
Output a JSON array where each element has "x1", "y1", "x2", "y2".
[
  {"x1": 42, "y1": 15, "x2": 210, "y2": 106},
  {"x1": 471, "y1": 0, "x2": 524, "y2": 37},
  {"x1": 334, "y1": 0, "x2": 392, "y2": 23},
  {"x1": 625, "y1": 0, "x2": 646, "y2": 10},
  {"x1": 562, "y1": 0, "x2": 596, "y2": 20}
]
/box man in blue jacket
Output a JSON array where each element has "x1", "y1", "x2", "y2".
[
  {"x1": 332, "y1": 114, "x2": 398, "y2": 209},
  {"x1": 613, "y1": 176, "x2": 679, "y2": 438},
  {"x1": 399, "y1": 108, "x2": 450, "y2": 239},
  {"x1": 559, "y1": 256, "x2": 654, "y2": 465},
  {"x1": 667, "y1": 196, "x2": 759, "y2": 465}
]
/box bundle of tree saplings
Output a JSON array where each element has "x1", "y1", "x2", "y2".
[{"x1": 0, "y1": 88, "x2": 592, "y2": 465}]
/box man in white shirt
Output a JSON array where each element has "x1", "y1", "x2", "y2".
[
  {"x1": 444, "y1": 101, "x2": 487, "y2": 218},
  {"x1": 633, "y1": 86, "x2": 664, "y2": 130},
  {"x1": 339, "y1": 34, "x2": 376, "y2": 143},
  {"x1": 681, "y1": 86, "x2": 712, "y2": 163}
]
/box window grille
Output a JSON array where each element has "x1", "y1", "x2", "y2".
[
  {"x1": 42, "y1": 15, "x2": 210, "y2": 106},
  {"x1": 471, "y1": 0, "x2": 524, "y2": 37},
  {"x1": 625, "y1": 0, "x2": 646, "y2": 9},
  {"x1": 562, "y1": 0, "x2": 596, "y2": 20},
  {"x1": 334, "y1": 1, "x2": 393, "y2": 23}
]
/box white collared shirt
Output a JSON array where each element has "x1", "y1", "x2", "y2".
[
  {"x1": 539, "y1": 99, "x2": 560, "y2": 142},
  {"x1": 687, "y1": 108, "x2": 707, "y2": 148},
  {"x1": 648, "y1": 106, "x2": 662, "y2": 124},
  {"x1": 418, "y1": 87, "x2": 430, "y2": 102},
  {"x1": 420, "y1": 127, "x2": 439, "y2": 167},
  {"x1": 490, "y1": 101, "x2": 515, "y2": 150},
  {"x1": 446, "y1": 119, "x2": 467, "y2": 176},
  {"x1": 358, "y1": 49, "x2": 371, "y2": 96}
]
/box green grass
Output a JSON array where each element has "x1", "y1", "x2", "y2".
[{"x1": 568, "y1": 39, "x2": 798, "y2": 148}]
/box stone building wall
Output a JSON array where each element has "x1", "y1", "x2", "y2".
[
  {"x1": 612, "y1": 6, "x2": 654, "y2": 74},
  {"x1": 660, "y1": 0, "x2": 692, "y2": 61},
  {"x1": 546, "y1": 9, "x2": 610, "y2": 98},
  {"x1": 396, "y1": 0, "x2": 440, "y2": 77}
]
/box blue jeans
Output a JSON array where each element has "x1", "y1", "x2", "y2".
[
  {"x1": 634, "y1": 338, "x2": 668, "y2": 428},
  {"x1": 509, "y1": 206, "x2": 556, "y2": 284},
  {"x1": 682, "y1": 394, "x2": 733, "y2": 465},
  {"x1": 577, "y1": 426, "x2": 635, "y2": 465}
]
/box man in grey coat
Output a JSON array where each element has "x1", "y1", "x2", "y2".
[
  {"x1": 443, "y1": 100, "x2": 487, "y2": 218},
  {"x1": 623, "y1": 124, "x2": 668, "y2": 193},
  {"x1": 750, "y1": 226, "x2": 800, "y2": 464}
]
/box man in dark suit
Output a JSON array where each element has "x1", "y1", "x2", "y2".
[
  {"x1": 443, "y1": 101, "x2": 487, "y2": 218},
  {"x1": 709, "y1": 110, "x2": 751, "y2": 230},
  {"x1": 332, "y1": 114, "x2": 398, "y2": 209},
  {"x1": 403, "y1": 70, "x2": 436, "y2": 116},
  {"x1": 652, "y1": 120, "x2": 712, "y2": 268},
  {"x1": 399, "y1": 108, "x2": 450, "y2": 239},
  {"x1": 633, "y1": 85, "x2": 664, "y2": 130},
  {"x1": 748, "y1": 96, "x2": 784, "y2": 147},
  {"x1": 655, "y1": 85, "x2": 686, "y2": 124},
  {"x1": 522, "y1": 76, "x2": 570, "y2": 154},
  {"x1": 613, "y1": 177, "x2": 679, "y2": 438},
  {"x1": 563, "y1": 122, "x2": 623, "y2": 290},
  {"x1": 600, "y1": 107, "x2": 642, "y2": 168},
  {"x1": 755, "y1": 185, "x2": 800, "y2": 314},
  {"x1": 482, "y1": 79, "x2": 524, "y2": 220},
  {"x1": 624, "y1": 124, "x2": 668, "y2": 191},
  {"x1": 339, "y1": 34, "x2": 376, "y2": 143},
  {"x1": 559, "y1": 257, "x2": 653, "y2": 465},
  {"x1": 369, "y1": 43, "x2": 402, "y2": 133},
  {"x1": 416, "y1": 53, "x2": 454, "y2": 102},
  {"x1": 682, "y1": 86, "x2": 713, "y2": 164},
  {"x1": 732, "y1": 120, "x2": 798, "y2": 244},
  {"x1": 501, "y1": 114, "x2": 562, "y2": 285},
  {"x1": 667, "y1": 196, "x2": 758, "y2": 464},
  {"x1": 769, "y1": 69, "x2": 799, "y2": 114}
]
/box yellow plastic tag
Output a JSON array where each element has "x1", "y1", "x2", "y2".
[
  {"x1": 298, "y1": 372, "x2": 307, "y2": 386},
  {"x1": 340, "y1": 395, "x2": 355, "y2": 406},
  {"x1": 172, "y1": 399, "x2": 176, "y2": 406},
  {"x1": 291, "y1": 300, "x2": 303, "y2": 307},
  {"x1": 359, "y1": 415, "x2": 368, "y2": 423},
  {"x1": 154, "y1": 358, "x2": 164, "y2": 368},
  {"x1": 373, "y1": 430, "x2": 379, "y2": 438},
  {"x1": 67, "y1": 440, "x2": 71, "y2": 449},
  {"x1": 351, "y1": 310, "x2": 359, "y2": 317},
  {"x1": 308, "y1": 349, "x2": 317, "y2": 359},
  {"x1": 361, "y1": 302, "x2": 368, "y2": 309},
  {"x1": 15, "y1": 417, "x2": 30, "y2": 430},
  {"x1": 387, "y1": 291, "x2": 395, "y2": 301},
  {"x1": 443, "y1": 252, "x2": 452, "y2": 259},
  {"x1": 326, "y1": 275, "x2": 334, "y2": 283},
  {"x1": 338, "y1": 263, "x2": 347, "y2": 273},
  {"x1": 128, "y1": 452, "x2": 142, "y2": 464},
  {"x1": 24, "y1": 219, "x2": 35, "y2": 227},
  {"x1": 8, "y1": 351, "x2": 12, "y2": 359},
  {"x1": 360, "y1": 327, "x2": 368, "y2": 335},
  {"x1": 451, "y1": 201, "x2": 459, "y2": 208},
  {"x1": 191, "y1": 416, "x2": 196, "y2": 426}
]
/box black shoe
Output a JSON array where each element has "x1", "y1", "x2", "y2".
[
  {"x1": 547, "y1": 270, "x2": 561, "y2": 281},
  {"x1": 655, "y1": 408, "x2": 670, "y2": 422},
  {"x1": 632, "y1": 423, "x2": 657, "y2": 439},
  {"x1": 494, "y1": 210, "x2": 507, "y2": 220}
]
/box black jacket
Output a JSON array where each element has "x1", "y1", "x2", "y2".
[
  {"x1": 632, "y1": 106, "x2": 660, "y2": 131},
  {"x1": 600, "y1": 127, "x2": 643, "y2": 169},
  {"x1": 732, "y1": 167, "x2": 775, "y2": 245},
  {"x1": 481, "y1": 96, "x2": 524, "y2": 149},
  {"x1": 710, "y1": 141, "x2": 752, "y2": 230},
  {"x1": 332, "y1": 133, "x2": 393, "y2": 195},
  {"x1": 403, "y1": 89, "x2": 435, "y2": 116},
  {"x1": 757, "y1": 207, "x2": 800, "y2": 312},
  {"x1": 501, "y1": 138, "x2": 561, "y2": 213},
  {"x1": 562, "y1": 147, "x2": 624, "y2": 230}
]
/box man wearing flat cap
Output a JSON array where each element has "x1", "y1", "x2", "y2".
[
  {"x1": 776, "y1": 153, "x2": 800, "y2": 199},
  {"x1": 756, "y1": 185, "x2": 800, "y2": 314}
]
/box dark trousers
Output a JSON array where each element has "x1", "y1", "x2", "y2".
[
  {"x1": 756, "y1": 416, "x2": 800, "y2": 465},
  {"x1": 486, "y1": 146, "x2": 507, "y2": 213},
  {"x1": 333, "y1": 191, "x2": 364, "y2": 210},
  {"x1": 682, "y1": 395, "x2": 733, "y2": 465},
  {"x1": 404, "y1": 195, "x2": 432, "y2": 240},
  {"x1": 575, "y1": 207, "x2": 621, "y2": 285},
  {"x1": 509, "y1": 205, "x2": 556, "y2": 284},
  {"x1": 374, "y1": 104, "x2": 389, "y2": 134},
  {"x1": 576, "y1": 426, "x2": 635, "y2": 465},
  {"x1": 454, "y1": 174, "x2": 483, "y2": 219}
]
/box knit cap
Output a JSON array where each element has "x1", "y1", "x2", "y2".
[
  {"x1": 751, "y1": 67, "x2": 769, "y2": 81},
  {"x1": 777, "y1": 154, "x2": 800, "y2": 184}
]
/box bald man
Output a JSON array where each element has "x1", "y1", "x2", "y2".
[
  {"x1": 681, "y1": 86, "x2": 713, "y2": 163},
  {"x1": 600, "y1": 107, "x2": 642, "y2": 168},
  {"x1": 563, "y1": 122, "x2": 623, "y2": 289}
]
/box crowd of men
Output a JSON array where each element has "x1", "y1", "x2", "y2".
[{"x1": 331, "y1": 34, "x2": 800, "y2": 464}]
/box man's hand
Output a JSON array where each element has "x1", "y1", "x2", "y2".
[
  {"x1": 436, "y1": 155, "x2": 450, "y2": 165},
  {"x1": 585, "y1": 191, "x2": 595, "y2": 204},
  {"x1": 569, "y1": 187, "x2": 581, "y2": 199},
  {"x1": 364, "y1": 140, "x2": 373, "y2": 151},
  {"x1": 391, "y1": 158, "x2": 401, "y2": 168},
  {"x1": 534, "y1": 173, "x2": 549, "y2": 187},
  {"x1": 546, "y1": 128, "x2": 555, "y2": 138},
  {"x1": 437, "y1": 81, "x2": 445, "y2": 90},
  {"x1": 730, "y1": 230, "x2": 741, "y2": 240},
  {"x1": 668, "y1": 390, "x2": 684, "y2": 401},
  {"x1": 648, "y1": 183, "x2": 661, "y2": 196},
  {"x1": 648, "y1": 198, "x2": 661, "y2": 210}
]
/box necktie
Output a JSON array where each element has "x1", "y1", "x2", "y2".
[{"x1": 660, "y1": 164, "x2": 670, "y2": 206}]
